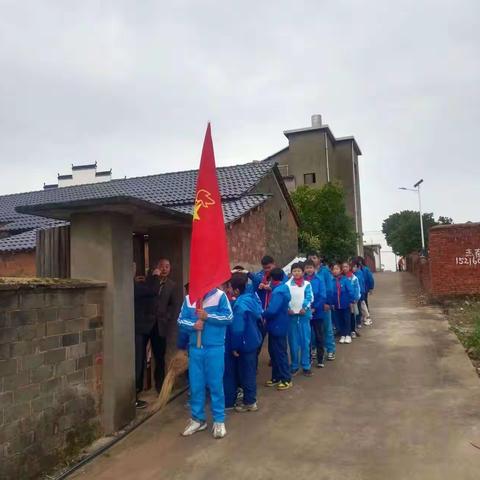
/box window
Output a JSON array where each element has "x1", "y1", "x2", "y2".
[{"x1": 304, "y1": 173, "x2": 316, "y2": 185}]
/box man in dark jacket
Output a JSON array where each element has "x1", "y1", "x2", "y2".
[
  {"x1": 150, "y1": 259, "x2": 180, "y2": 393},
  {"x1": 135, "y1": 258, "x2": 180, "y2": 399},
  {"x1": 134, "y1": 263, "x2": 161, "y2": 408}
]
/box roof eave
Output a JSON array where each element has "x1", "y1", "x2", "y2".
[{"x1": 15, "y1": 196, "x2": 192, "y2": 231}]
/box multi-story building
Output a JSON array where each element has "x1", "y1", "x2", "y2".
[{"x1": 266, "y1": 114, "x2": 364, "y2": 253}]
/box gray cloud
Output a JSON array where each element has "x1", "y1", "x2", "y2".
[{"x1": 1, "y1": 0, "x2": 479, "y2": 235}]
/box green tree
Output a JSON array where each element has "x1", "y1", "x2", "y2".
[
  {"x1": 291, "y1": 183, "x2": 357, "y2": 261},
  {"x1": 382, "y1": 211, "x2": 453, "y2": 256}
]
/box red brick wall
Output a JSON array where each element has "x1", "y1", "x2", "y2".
[
  {"x1": 227, "y1": 207, "x2": 266, "y2": 272},
  {"x1": 364, "y1": 253, "x2": 376, "y2": 272},
  {"x1": 406, "y1": 252, "x2": 431, "y2": 292},
  {"x1": 429, "y1": 223, "x2": 480, "y2": 296},
  {"x1": 0, "y1": 251, "x2": 36, "y2": 277}
]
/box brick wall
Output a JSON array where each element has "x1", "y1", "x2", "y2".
[
  {"x1": 227, "y1": 206, "x2": 266, "y2": 272},
  {"x1": 429, "y1": 223, "x2": 480, "y2": 296},
  {"x1": 406, "y1": 252, "x2": 431, "y2": 293},
  {"x1": 0, "y1": 280, "x2": 105, "y2": 480},
  {"x1": 0, "y1": 251, "x2": 36, "y2": 277},
  {"x1": 254, "y1": 171, "x2": 299, "y2": 267}
]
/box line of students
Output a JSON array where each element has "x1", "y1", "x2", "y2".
[{"x1": 176, "y1": 253, "x2": 374, "y2": 439}]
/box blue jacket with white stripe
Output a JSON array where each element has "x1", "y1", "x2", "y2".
[
  {"x1": 177, "y1": 288, "x2": 233, "y2": 349},
  {"x1": 305, "y1": 273, "x2": 327, "y2": 319},
  {"x1": 362, "y1": 266, "x2": 375, "y2": 291},
  {"x1": 230, "y1": 292, "x2": 263, "y2": 353}
]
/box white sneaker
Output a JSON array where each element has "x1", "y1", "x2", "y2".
[
  {"x1": 212, "y1": 422, "x2": 227, "y2": 439},
  {"x1": 181, "y1": 419, "x2": 207, "y2": 437},
  {"x1": 364, "y1": 318, "x2": 373, "y2": 326},
  {"x1": 351, "y1": 331, "x2": 357, "y2": 339},
  {"x1": 339, "y1": 336, "x2": 346, "y2": 344},
  {"x1": 345, "y1": 335, "x2": 352, "y2": 344}
]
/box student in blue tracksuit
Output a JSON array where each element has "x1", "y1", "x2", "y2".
[
  {"x1": 226, "y1": 273, "x2": 263, "y2": 412},
  {"x1": 329, "y1": 263, "x2": 355, "y2": 345},
  {"x1": 263, "y1": 268, "x2": 293, "y2": 391},
  {"x1": 357, "y1": 256, "x2": 375, "y2": 307},
  {"x1": 342, "y1": 262, "x2": 361, "y2": 338},
  {"x1": 251, "y1": 255, "x2": 287, "y2": 365},
  {"x1": 177, "y1": 287, "x2": 233, "y2": 439},
  {"x1": 287, "y1": 262, "x2": 314, "y2": 376},
  {"x1": 352, "y1": 262, "x2": 366, "y2": 328},
  {"x1": 223, "y1": 291, "x2": 240, "y2": 411},
  {"x1": 318, "y1": 258, "x2": 336, "y2": 360},
  {"x1": 304, "y1": 260, "x2": 327, "y2": 368},
  {"x1": 251, "y1": 255, "x2": 288, "y2": 310}
]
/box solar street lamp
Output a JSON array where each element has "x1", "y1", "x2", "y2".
[{"x1": 399, "y1": 179, "x2": 425, "y2": 253}]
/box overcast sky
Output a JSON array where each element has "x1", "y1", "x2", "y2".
[{"x1": 1, "y1": 0, "x2": 479, "y2": 238}]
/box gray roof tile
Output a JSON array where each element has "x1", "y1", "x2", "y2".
[
  {"x1": 0, "y1": 230, "x2": 38, "y2": 253},
  {"x1": 0, "y1": 160, "x2": 276, "y2": 253}
]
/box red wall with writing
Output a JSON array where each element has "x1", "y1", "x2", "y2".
[{"x1": 429, "y1": 223, "x2": 480, "y2": 296}]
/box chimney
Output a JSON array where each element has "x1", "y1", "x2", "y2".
[{"x1": 311, "y1": 114, "x2": 322, "y2": 127}]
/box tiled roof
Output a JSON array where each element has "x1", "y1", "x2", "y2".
[
  {"x1": 0, "y1": 160, "x2": 276, "y2": 253},
  {"x1": 0, "y1": 230, "x2": 38, "y2": 253},
  {"x1": 0, "y1": 217, "x2": 67, "y2": 233},
  {"x1": 172, "y1": 195, "x2": 270, "y2": 223}
]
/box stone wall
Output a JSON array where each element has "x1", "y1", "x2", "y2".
[
  {"x1": 0, "y1": 280, "x2": 105, "y2": 480},
  {"x1": 0, "y1": 251, "x2": 36, "y2": 277}
]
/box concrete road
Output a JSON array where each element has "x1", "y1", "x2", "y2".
[{"x1": 71, "y1": 273, "x2": 480, "y2": 480}]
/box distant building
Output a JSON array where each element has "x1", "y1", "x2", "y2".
[
  {"x1": 44, "y1": 162, "x2": 112, "y2": 189},
  {"x1": 267, "y1": 114, "x2": 364, "y2": 253},
  {"x1": 364, "y1": 244, "x2": 382, "y2": 272}
]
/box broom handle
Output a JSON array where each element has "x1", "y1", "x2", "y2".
[{"x1": 196, "y1": 297, "x2": 204, "y2": 348}]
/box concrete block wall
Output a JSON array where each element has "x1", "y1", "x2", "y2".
[
  {"x1": 429, "y1": 223, "x2": 480, "y2": 296},
  {"x1": 0, "y1": 281, "x2": 105, "y2": 480}
]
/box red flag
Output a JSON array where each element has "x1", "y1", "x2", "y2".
[{"x1": 188, "y1": 123, "x2": 231, "y2": 303}]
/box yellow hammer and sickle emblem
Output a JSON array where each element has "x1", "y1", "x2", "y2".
[{"x1": 193, "y1": 189, "x2": 215, "y2": 221}]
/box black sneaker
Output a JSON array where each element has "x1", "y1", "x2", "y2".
[
  {"x1": 303, "y1": 369, "x2": 313, "y2": 377},
  {"x1": 291, "y1": 369, "x2": 300, "y2": 377},
  {"x1": 136, "y1": 399, "x2": 148, "y2": 409}
]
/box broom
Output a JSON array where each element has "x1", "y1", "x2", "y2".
[
  {"x1": 153, "y1": 299, "x2": 204, "y2": 411},
  {"x1": 153, "y1": 350, "x2": 189, "y2": 411}
]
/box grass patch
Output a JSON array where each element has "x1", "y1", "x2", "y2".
[
  {"x1": 464, "y1": 314, "x2": 480, "y2": 360},
  {"x1": 445, "y1": 298, "x2": 480, "y2": 373}
]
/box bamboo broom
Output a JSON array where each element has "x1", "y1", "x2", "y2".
[
  {"x1": 153, "y1": 298, "x2": 204, "y2": 411},
  {"x1": 153, "y1": 350, "x2": 189, "y2": 410}
]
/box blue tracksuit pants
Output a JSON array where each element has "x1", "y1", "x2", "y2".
[
  {"x1": 268, "y1": 334, "x2": 291, "y2": 382},
  {"x1": 322, "y1": 310, "x2": 336, "y2": 353},
  {"x1": 189, "y1": 345, "x2": 225, "y2": 423},
  {"x1": 239, "y1": 351, "x2": 257, "y2": 405},
  {"x1": 288, "y1": 315, "x2": 311, "y2": 371},
  {"x1": 224, "y1": 351, "x2": 240, "y2": 409},
  {"x1": 311, "y1": 317, "x2": 325, "y2": 362},
  {"x1": 334, "y1": 308, "x2": 351, "y2": 337}
]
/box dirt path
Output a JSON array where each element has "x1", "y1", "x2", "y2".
[{"x1": 71, "y1": 273, "x2": 480, "y2": 480}]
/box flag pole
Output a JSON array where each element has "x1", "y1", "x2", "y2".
[{"x1": 196, "y1": 298, "x2": 203, "y2": 348}]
